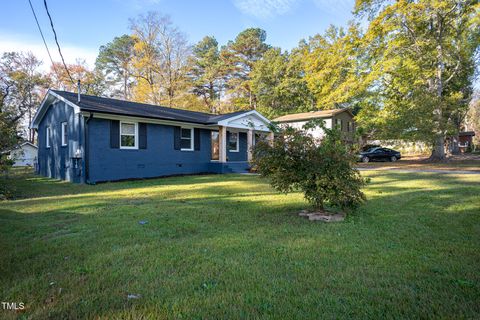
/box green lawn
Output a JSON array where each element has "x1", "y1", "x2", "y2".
[{"x1": 1, "y1": 169, "x2": 479, "y2": 319}]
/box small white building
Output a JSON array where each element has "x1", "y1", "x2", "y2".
[
  {"x1": 273, "y1": 108, "x2": 356, "y2": 142},
  {"x1": 5, "y1": 142, "x2": 38, "y2": 167}
]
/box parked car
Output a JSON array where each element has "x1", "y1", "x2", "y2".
[{"x1": 358, "y1": 147, "x2": 401, "y2": 163}]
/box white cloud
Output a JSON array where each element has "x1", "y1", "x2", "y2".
[
  {"x1": 0, "y1": 32, "x2": 98, "y2": 72},
  {"x1": 233, "y1": 0, "x2": 300, "y2": 19},
  {"x1": 312, "y1": 0, "x2": 355, "y2": 14}
]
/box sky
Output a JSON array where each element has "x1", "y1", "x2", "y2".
[{"x1": 0, "y1": 0, "x2": 355, "y2": 70}]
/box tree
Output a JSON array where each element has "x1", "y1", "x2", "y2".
[
  {"x1": 466, "y1": 93, "x2": 480, "y2": 147},
  {"x1": 188, "y1": 36, "x2": 224, "y2": 113},
  {"x1": 355, "y1": 0, "x2": 480, "y2": 161},
  {"x1": 302, "y1": 24, "x2": 366, "y2": 110},
  {"x1": 0, "y1": 52, "x2": 47, "y2": 142},
  {"x1": 221, "y1": 28, "x2": 270, "y2": 109},
  {"x1": 130, "y1": 12, "x2": 191, "y2": 107},
  {"x1": 252, "y1": 122, "x2": 366, "y2": 212},
  {"x1": 250, "y1": 47, "x2": 313, "y2": 118},
  {"x1": 49, "y1": 60, "x2": 106, "y2": 96},
  {"x1": 96, "y1": 35, "x2": 136, "y2": 100}
]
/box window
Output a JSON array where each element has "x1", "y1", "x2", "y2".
[
  {"x1": 61, "y1": 122, "x2": 68, "y2": 146},
  {"x1": 46, "y1": 126, "x2": 51, "y2": 148},
  {"x1": 120, "y1": 122, "x2": 138, "y2": 149},
  {"x1": 228, "y1": 132, "x2": 239, "y2": 152},
  {"x1": 180, "y1": 128, "x2": 193, "y2": 151},
  {"x1": 335, "y1": 119, "x2": 341, "y2": 129},
  {"x1": 347, "y1": 121, "x2": 351, "y2": 132}
]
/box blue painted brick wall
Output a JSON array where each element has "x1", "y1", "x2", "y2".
[{"x1": 37, "y1": 101, "x2": 84, "y2": 183}]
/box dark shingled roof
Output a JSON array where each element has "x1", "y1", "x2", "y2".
[{"x1": 53, "y1": 90, "x2": 249, "y2": 125}]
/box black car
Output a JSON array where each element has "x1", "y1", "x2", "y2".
[{"x1": 358, "y1": 147, "x2": 401, "y2": 163}]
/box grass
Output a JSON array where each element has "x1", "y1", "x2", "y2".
[{"x1": 1, "y1": 168, "x2": 479, "y2": 319}]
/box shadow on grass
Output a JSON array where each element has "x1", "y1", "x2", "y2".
[{"x1": 0, "y1": 169, "x2": 479, "y2": 319}]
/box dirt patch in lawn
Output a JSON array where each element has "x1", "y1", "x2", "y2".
[
  {"x1": 357, "y1": 154, "x2": 480, "y2": 172},
  {"x1": 299, "y1": 210, "x2": 345, "y2": 222}
]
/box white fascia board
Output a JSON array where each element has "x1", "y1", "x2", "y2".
[
  {"x1": 217, "y1": 110, "x2": 271, "y2": 132},
  {"x1": 49, "y1": 91, "x2": 81, "y2": 113},
  {"x1": 81, "y1": 112, "x2": 216, "y2": 129},
  {"x1": 31, "y1": 90, "x2": 80, "y2": 129},
  {"x1": 218, "y1": 110, "x2": 271, "y2": 125}
]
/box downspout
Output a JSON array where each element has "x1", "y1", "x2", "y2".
[{"x1": 84, "y1": 112, "x2": 93, "y2": 184}]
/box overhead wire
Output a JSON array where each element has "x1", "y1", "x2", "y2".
[{"x1": 42, "y1": 0, "x2": 76, "y2": 85}]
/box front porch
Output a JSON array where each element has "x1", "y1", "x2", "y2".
[{"x1": 209, "y1": 110, "x2": 273, "y2": 173}]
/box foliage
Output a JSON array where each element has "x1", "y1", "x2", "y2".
[
  {"x1": 0, "y1": 51, "x2": 47, "y2": 157},
  {"x1": 354, "y1": 0, "x2": 480, "y2": 160},
  {"x1": 49, "y1": 60, "x2": 106, "y2": 96},
  {"x1": 188, "y1": 36, "x2": 225, "y2": 112},
  {"x1": 221, "y1": 28, "x2": 270, "y2": 109},
  {"x1": 302, "y1": 24, "x2": 366, "y2": 110},
  {"x1": 252, "y1": 121, "x2": 366, "y2": 211},
  {"x1": 129, "y1": 12, "x2": 191, "y2": 107},
  {"x1": 251, "y1": 47, "x2": 313, "y2": 118},
  {"x1": 466, "y1": 94, "x2": 480, "y2": 146},
  {"x1": 96, "y1": 35, "x2": 136, "y2": 99},
  {"x1": 0, "y1": 112, "x2": 16, "y2": 173}
]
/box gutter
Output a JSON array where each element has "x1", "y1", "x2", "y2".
[{"x1": 84, "y1": 112, "x2": 93, "y2": 184}]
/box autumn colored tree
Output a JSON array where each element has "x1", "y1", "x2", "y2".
[
  {"x1": 49, "y1": 60, "x2": 106, "y2": 96},
  {"x1": 354, "y1": 0, "x2": 479, "y2": 161},
  {"x1": 302, "y1": 24, "x2": 366, "y2": 110},
  {"x1": 1, "y1": 52, "x2": 47, "y2": 142},
  {"x1": 130, "y1": 12, "x2": 191, "y2": 107}
]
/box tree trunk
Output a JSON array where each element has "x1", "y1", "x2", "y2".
[{"x1": 429, "y1": 134, "x2": 446, "y2": 161}]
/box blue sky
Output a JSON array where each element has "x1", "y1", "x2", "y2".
[{"x1": 0, "y1": 0, "x2": 355, "y2": 69}]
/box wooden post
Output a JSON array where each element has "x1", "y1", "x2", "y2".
[
  {"x1": 219, "y1": 126, "x2": 227, "y2": 163},
  {"x1": 247, "y1": 129, "x2": 253, "y2": 162}
]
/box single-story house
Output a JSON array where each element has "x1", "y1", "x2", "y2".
[
  {"x1": 458, "y1": 131, "x2": 475, "y2": 152},
  {"x1": 273, "y1": 108, "x2": 356, "y2": 142},
  {"x1": 3, "y1": 142, "x2": 38, "y2": 167},
  {"x1": 31, "y1": 90, "x2": 272, "y2": 184}
]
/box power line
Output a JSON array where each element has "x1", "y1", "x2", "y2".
[
  {"x1": 42, "y1": 0, "x2": 76, "y2": 85},
  {"x1": 27, "y1": 0, "x2": 60, "y2": 77}
]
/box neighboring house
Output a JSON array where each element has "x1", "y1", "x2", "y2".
[
  {"x1": 459, "y1": 131, "x2": 475, "y2": 152},
  {"x1": 273, "y1": 108, "x2": 356, "y2": 142},
  {"x1": 4, "y1": 142, "x2": 38, "y2": 167},
  {"x1": 31, "y1": 90, "x2": 272, "y2": 184}
]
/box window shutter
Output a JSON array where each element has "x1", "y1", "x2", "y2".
[
  {"x1": 110, "y1": 120, "x2": 120, "y2": 149},
  {"x1": 173, "y1": 126, "x2": 181, "y2": 150},
  {"x1": 194, "y1": 128, "x2": 200, "y2": 151},
  {"x1": 139, "y1": 123, "x2": 147, "y2": 149}
]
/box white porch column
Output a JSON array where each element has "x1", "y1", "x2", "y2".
[
  {"x1": 268, "y1": 131, "x2": 274, "y2": 146},
  {"x1": 247, "y1": 129, "x2": 253, "y2": 162},
  {"x1": 219, "y1": 126, "x2": 227, "y2": 163}
]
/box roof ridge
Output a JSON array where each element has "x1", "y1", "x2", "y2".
[{"x1": 52, "y1": 89, "x2": 230, "y2": 117}]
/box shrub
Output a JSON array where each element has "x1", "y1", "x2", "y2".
[{"x1": 252, "y1": 121, "x2": 367, "y2": 212}]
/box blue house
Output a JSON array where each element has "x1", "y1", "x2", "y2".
[{"x1": 31, "y1": 90, "x2": 272, "y2": 184}]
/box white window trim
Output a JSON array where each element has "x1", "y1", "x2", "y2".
[
  {"x1": 46, "y1": 126, "x2": 51, "y2": 148},
  {"x1": 228, "y1": 131, "x2": 239, "y2": 152},
  {"x1": 119, "y1": 121, "x2": 139, "y2": 150},
  {"x1": 61, "y1": 122, "x2": 68, "y2": 146},
  {"x1": 180, "y1": 127, "x2": 194, "y2": 151}
]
